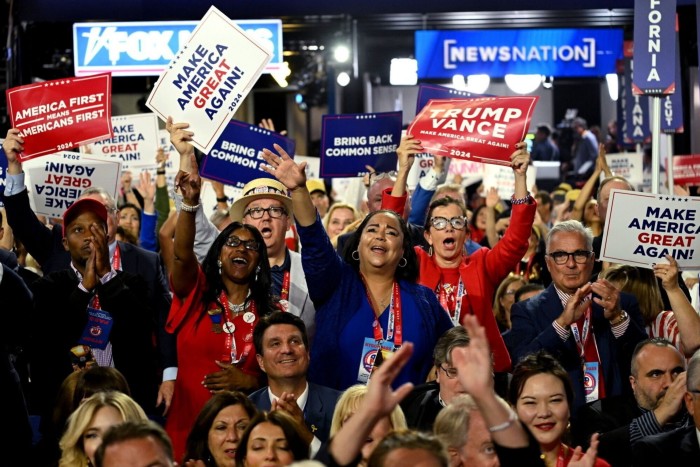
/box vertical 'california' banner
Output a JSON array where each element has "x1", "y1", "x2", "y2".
[{"x1": 632, "y1": 0, "x2": 676, "y2": 95}]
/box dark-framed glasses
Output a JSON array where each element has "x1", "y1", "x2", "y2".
[
  {"x1": 430, "y1": 216, "x2": 467, "y2": 231},
  {"x1": 224, "y1": 235, "x2": 259, "y2": 251},
  {"x1": 439, "y1": 365, "x2": 458, "y2": 379},
  {"x1": 244, "y1": 206, "x2": 287, "y2": 219},
  {"x1": 547, "y1": 250, "x2": 593, "y2": 265}
]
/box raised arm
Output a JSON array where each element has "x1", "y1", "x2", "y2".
[
  {"x1": 170, "y1": 154, "x2": 201, "y2": 298},
  {"x1": 571, "y1": 143, "x2": 607, "y2": 222},
  {"x1": 261, "y1": 144, "x2": 315, "y2": 226},
  {"x1": 654, "y1": 255, "x2": 700, "y2": 356},
  {"x1": 389, "y1": 134, "x2": 422, "y2": 199},
  {"x1": 327, "y1": 343, "x2": 415, "y2": 465}
]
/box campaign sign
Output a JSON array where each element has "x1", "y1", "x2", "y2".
[
  {"x1": 199, "y1": 120, "x2": 295, "y2": 189},
  {"x1": 82, "y1": 113, "x2": 160, "y2": 169},
  {"x1": 320, "y1": 112, "x2": 402, "y2": 178},
  {"x1": 23, "y1": 152, "x2": 121, "y2": 219},
  {"x1": 632, "y1": 0, "x2": 676, "y2": 95},
  {"x1": 604, "y1": 152, "x2": 644, "y2": 187},
  {"x1": 7, "y1": 74, "x2": 113, "y2": 161},
  {"x1": 672, "y1": 155, "x2": 700, "y2": 186},
  {"x1": 407, "y1": 96, "x2": 538, "y2": 166},
  {"x1": 415, "y1": 83, "x2": 481, "y2": 114},
  {"x1": 623, "y1": 58, "x2": 651, "y2": 144},
  {"x1": 146, "y1": 6, "x2": 272, "y2": 154},
  {"x1": 445, "y1": 159, "x2": 485, "y2": 187},
  {"x1": 661, "y1": 34, "x2": 684, "y2": 134},
  {"x1": 599, "y1": 189, "x2": 700, "y2": 270},
  {"x1": 294, "y1": 155, "x2": 321, "y2": 181},
  {"x1": 482, "y1": 164, "x2": 537, "y2": 200}
]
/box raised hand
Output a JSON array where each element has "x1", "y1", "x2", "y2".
[
  {"x1": 166, "y1": 117, "x2": 194, "y2": 157},
  {"x1": 569, "y1": 433, "x2": 600, "y2": 467},
  {"x1": 556, "y1": 283, "x2": 593, "y2": 327},
  {"x1": 653, "y1": 255, "x2": 680, "y2": 291},
  {"x1": 91, "y1": 221, "x2": 111, "y2": 277},
  {"x1": 2, "y1": 129, "x2": 24, "y2": 174},
  {"x1": 451, "y1": 315, "x2": 494, "y2": 398},
  {"x1": 396, "y1": 134, "x2": 422, "y2": 172},
  {"x1": 510, "y1": 141, "x2": 530, "y2": 175},
  {"x1": 175, "y1": 153, "x2": 202, "y2": 206},
  {"x1": 485, "y1": 187, "x2": 501, "y2": 209},
  {"x1": 590, "y1": 278, "x2": 622, "y2": 320},
  {"x1": 259, "y1": 118, "x2": 288, "y2": 136},
  {"x1": 261, "y1": 143, "x2": 307, "y2": 191}
]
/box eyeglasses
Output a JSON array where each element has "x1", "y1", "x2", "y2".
[
  {"x1": 224, "y1": 235, "x2": 259, "y2": 251},
  {"x1": 547, "y1": 250, "x2": 593, "y2": 265},
  {"x1": 439, "y1": 365, "x2": 458, "y2": 379},
  {"x1": 689, "y1": 389, "x2": 700, "y2": 395},
  {"x1": 430, "y1": 216, "x2": 467, "y2": 231},
  {"x1": 244, "y1": 206, "x2": 287, "y2": 219}
]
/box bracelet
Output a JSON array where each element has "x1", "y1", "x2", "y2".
[
  {"x1": 156, "y1": 169, "x2": 166, "y2": 175},
  {"x1": 609, "y1": 310, "x2": 629, "y2": 326},
  {"x1": 216, "y1": 196, "x2": 228, "y2": 203},
  {"x1": 180, "y1": 202, "x2": 201, "y2": 213},
  {"x1": 488, "y1": 409, "x2": 518, "y2": 433},
  {"x1": 510, "y1": 193, "x2": 531, "y2": 205}
]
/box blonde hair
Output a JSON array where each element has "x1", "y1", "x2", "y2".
[
  {"x1": 600, "y1": 264, "x2": 663, "y2": 325},
  {"x1": 58, "y1": 391, "x2": 147, "y2": 467},
  {"x1": 433, "y1": 394, "x2": 509, "y2": 450},
  {"x1": 492, "y1": 275, "x2": 525, "y2": 331},
  {"x1": 324, "y1": 203, "x2": 361, "y2": 244},
  {"x1": 330, "y1": 385, "x2": 407, "y2": 437}
]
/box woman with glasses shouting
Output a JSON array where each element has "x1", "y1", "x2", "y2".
[
  {"x1": 164, "y1": 154, "x2": 278, "y2": 461},
  {"x1": 383, "y1": 135, "x2": 536, "y2": 373}
]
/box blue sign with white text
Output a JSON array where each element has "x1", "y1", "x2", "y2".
[
  {"x1": 199, "y1": 120, "x2": 295, "y2": 189},
  {"x1": 661, "y1": 35, "x2": 684, "y2": 134},
  {"x1": 73, "y1": 20, "x2": 283, "y2": 77},
  {"x1": 415, "y1": 29, "x2": 623, "y2": 79},
  {"x1": 320, "y1": 112, "x2": 402, "y2": 178},
  {"x1": 632, "y1": 0, "x2": 676, "y2": 95},
  {"x1": 624, "y1": 58, "x2": 651, "y2": 144}
]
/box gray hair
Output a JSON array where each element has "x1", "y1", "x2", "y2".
[
  {"x1": 687, "y1": 349, "x2": 700, "y2": 391},
  {"x1": 81, "y1": 187, "x2": 117, "y2": 211},
  {"x1": 433, "y1": 394, "x2": 510, "y2": 450},
  {"x1": 433, "y1": 326, "x2": 470, "y2": 366},
  {"x1": 545, "y1": 220, "x2": 593, "y2": 254}
]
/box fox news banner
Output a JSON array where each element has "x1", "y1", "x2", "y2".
[
  {"x1": 6, "y1": 74, "x2": 113, "y2": 161},
  {"x1": 199, "y1": 119, "x2": 295, "y2": 189},
  {"x1": 81, "y1": 113, "x2": 160, "y2": 169},
  {"x1": 599, "y1": 188, "x2": 700, "y2": 270},
  {"x1": 407, "y1": 96, "x2": 539, "y2": 166},
  {"x1": 23, "y1": 152, "x2": 121, "y2": 219},
  {"x1": 146, "y1": 6, "x2": 271, "y2": 154},
  {"x1": 320, "y1": 111, "x2": 402, "y2": 178}
]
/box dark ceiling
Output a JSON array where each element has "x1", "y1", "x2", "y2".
[{"x1": 12, "y1": 1, "x2": 696, "y2": 22}]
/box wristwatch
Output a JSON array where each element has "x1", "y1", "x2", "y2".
[{"x1": 609, "y1": 310, "x2": 629, "y2": 326}]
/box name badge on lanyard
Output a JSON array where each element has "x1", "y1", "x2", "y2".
[{"x1": 78, "y1": 307, "x2": 114, "y2": 350}]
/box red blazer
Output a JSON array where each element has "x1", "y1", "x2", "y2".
[{"x1": 383, "y1": 189, "x2": 536, "y2": 372}]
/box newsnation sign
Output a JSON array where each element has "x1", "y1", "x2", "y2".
[
  {"x1": 73, "y1": 20, "x2": 283, "y2": 77},
  {"x1": 415, "y1": 28, "x2": 623, "y2": 79}
]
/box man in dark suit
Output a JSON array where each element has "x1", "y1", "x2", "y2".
[
  {"x1": 2, "y1": 129, "x2": 175, "y2": 416},
  {"x1": 632, "y1": 349, "x2": 700, "y2": 466},
  {"x1": 249, "y1": 312, "x2": 340, "y2": 455},
  {"x1": 401, "y1": 326, "x2": 470, "y2": 432},
  {"x1": 506, "y1": 220, "x2": 647, "y2": 414},
  {"x1": 574, "y1": 338, "x2": 688, "y2": 466},
  {"x1": 28, "y1": 198, "x2": 161, "y2": 465}
]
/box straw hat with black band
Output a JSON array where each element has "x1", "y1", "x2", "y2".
[{"x1": 229, "y1": 178, "x2": 294, "y2": 221}]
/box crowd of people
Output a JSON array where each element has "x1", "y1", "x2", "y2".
[{"x1": 2, "y1": 113, "x2": 700, "y2": 467}]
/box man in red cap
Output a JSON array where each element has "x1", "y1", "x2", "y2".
[{"x1": 28, "y1": 197, "x2": 161, "y2": 463}]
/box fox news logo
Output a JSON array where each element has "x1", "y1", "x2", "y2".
[{"x1": 73, "y1": 20, "x2": 282, "y2": 77}]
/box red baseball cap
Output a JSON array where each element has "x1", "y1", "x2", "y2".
[{"x1": 63, "y1": 198, "x2": 108, "y2": 228}]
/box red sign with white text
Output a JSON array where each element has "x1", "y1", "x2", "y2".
[
  {"x1": 6, "y1": 74, "x2": 113, "y2": 161},
  {"x1": 673, "y1": 155, "x2": 700, "y2": 186},
  {"x1": 407, "y1": 96, "x2": 539, "y2": 166}
]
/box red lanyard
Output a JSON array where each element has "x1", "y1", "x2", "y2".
[
  {"x1": 556, "y1": 444, "x2": 570, "y2": 467},
  {"x1": 280, "y1": 270, "x2": 290, "y2": 301},
  {"x1": 219, "y1": 291, "x2": 256, "y2": 365},
  {"x1": 361, "y1": 275, "x2": 403, "y2": 347},
  {"x1": 438, "y1": 277, "x2": 465, "y2": 325},
  {"x1": 90, "y1": 244, "x2": 122, "y2": 309}
]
